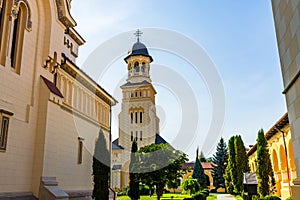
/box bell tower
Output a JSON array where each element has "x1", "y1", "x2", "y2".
[{"x1": 118, "y1": 30, "x2": 160, "y2": 151}]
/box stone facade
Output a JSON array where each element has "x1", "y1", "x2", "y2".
[
  {"x1": 0, "y1": 0, "x2": 116, "y2": 199},
  {"x1": 247, "y1": 113, "x2": 296, "y2": 199},
  {"x1": 271, "y1": 1, "x2": 300, "y2": 199}
]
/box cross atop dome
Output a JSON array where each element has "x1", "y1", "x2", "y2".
[{"x1": 134, "y1": 29, "x2": 143, "y2": 42}]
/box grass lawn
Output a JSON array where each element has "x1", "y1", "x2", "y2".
[
  {"x1": 117, "y1": 194, "x2": 217, "y2": 200},
  {"x1": 233, "y1": 195, "x2": 243, "y2": 200}
]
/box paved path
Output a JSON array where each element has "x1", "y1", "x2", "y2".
[{"x1": 217, "y1": 194, "x2": 236, "y2": 200}]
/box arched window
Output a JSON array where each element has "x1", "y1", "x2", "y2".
[
  {"x1": 0, "y1": 0, "x2": 8, "y2": 65},
  {"x1": 134, "y1": 62, "x2": 139, "y2": 72},
  {"x1": 140, "y1": 112, "x2": 143, "y2": 123},
  {"x1": 10, "y1": 3, "x2": 27, "y2": 74},
  {"x1": 141, "y1": 62, "x2": 145, "y2": 72}
]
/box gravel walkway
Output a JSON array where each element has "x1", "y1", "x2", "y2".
[{"x1": 217, "y1": 194, "x2": 236, "y2": 200}]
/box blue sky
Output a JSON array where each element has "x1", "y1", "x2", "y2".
[{"x1": 71, "y1": 1, "x2": 286, "y2": 160}]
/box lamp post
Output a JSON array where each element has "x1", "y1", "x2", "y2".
[{"x1": 275, "y1": 126, "x2": 292, "y2": 197}]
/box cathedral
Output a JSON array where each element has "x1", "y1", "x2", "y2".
[
  {"x1": 0, "y1": 0, "x2": 116, "y2": 199},
  {"x1": 111, "y1": 32, "x2": 167, "y2": 189}
]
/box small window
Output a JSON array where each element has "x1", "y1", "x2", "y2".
[
  {"x1": 135, "y1": 112, "x2": 138, "y2": 123},
  {"x1": 130, "y1": 112, "x2": 133, "y2": 124},
  {"x1": 140, "y1": 131, "x2": 142, "y2": 141},
  {"x1": 78, "y1": 137, "x2": 84, "y2": 164},
  {"x1": 141, "y1": 62, "x2": 145, "y2": 72},
  {"x1": 135, "y1": 131, "x2": 138, "y2": 141},
  {"x1": 0, "y1": 109, "x2": 13, "y2": 151},
  {"x1": 131, "y1": 131, "x2": 133, "y2": 141},
  {"x1": 10, "y1": 3, "x2": 27, "y2": 74},
  {"x1": 134, "y1": 62, "x2": 139, "y2": 72},
  {"x1": 140, "y1": 112, "x2": 143, "y2": 123}
]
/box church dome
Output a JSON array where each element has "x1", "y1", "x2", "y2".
[{"x1": 124, "y1": 41, "x2": 153, "y2": 62}]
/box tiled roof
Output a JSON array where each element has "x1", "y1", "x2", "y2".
[
  {"x1": 155, "y1": 134, "x2": 167, "y2": 144},
  {"x1": 121, "y1": 80, "x2": 151, "y2": 87},
  {"x1": 41, "y1": 76, "x2": 64, "y2": 98},
  {"x1": 112, "y1": 165, "x2": 122, "y2": 170},
  {"x1": 247, "y1": 113, "x2": 289, "y2": 156},
  {"x1": 112, "y1": 139, "x2": 124, "y2": 150},
  {"x1": 182, "y1": 162, "x2": 214, "y2": 170}
]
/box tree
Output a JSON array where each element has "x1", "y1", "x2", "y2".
[
  {"x1": 225, "y1": 136, "x2": 236, "y2": 194},
  {"x1": 192, "y1": 156, "x2": 207, "y2": 188},
  {"x1": 92, "y1": 129, "x2": 110, "y2": 200},
  {"x1": 256, "y1": 129, "x2": 275, "y2": 197},
  {"x1": 234, "y1": 135, "x2": 250, "y2": 194},
  {"x1": 181, "y1": 177, "x2": 201, "y2": 195},
  {"x1": 224, "y1": 165, "x2": 233, "y2": 194},
  {"x1": 128, "y1": 140, "x2": 140, "y2": 200},
  {"x1": 212, "y1": 137, "x2": 228, "y2": 190},
  {"x1": 136, "y1": 143, "x2": 188, "y2": 200},
  {"x1": 167, "y1": 179, "x2": 179, "y2": 194},
  {"x1": 199, "y1": 151, "x2": 207, "y2": 162}
]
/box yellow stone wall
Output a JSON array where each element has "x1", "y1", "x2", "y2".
[{"x1": 248, "y1": 123, "x2": 296, "y2": 199}]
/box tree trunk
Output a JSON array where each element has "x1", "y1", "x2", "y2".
[{"x1": 156, "y1": 184, "x2": 164, "y2": 200}]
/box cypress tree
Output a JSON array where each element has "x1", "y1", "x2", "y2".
[
  {"x1": 226, "y1": 136, "x2": 237, "y2": 194},
  {"x1": 92, "y1": 129, "x2": 110, "y2": 200},
  {"x1": 192, "y1": 149, "x2": 207, "y2": 188},
  {"x1": 212, "y1": 137, "x2": 228, "y2": 190},
  {"x1": 234, "y1": 135, "x2": 250, "y2": 194},
  {"x1": 256, "y1": 129, "x2": 275, "y2": 197},
  {"x1": 199, "y1": 151, "x2": 207, "y2": 162},
  {"x1": 128, "y1": 140, "x2": 140, "y2": 200}
]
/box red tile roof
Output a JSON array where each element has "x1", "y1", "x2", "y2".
[
  {"x1": 247, "y1": 113, "x2": 289, "y2": 156},
  {"x1": 182, "y1": 162, "x2": 214, "y2": 170}
]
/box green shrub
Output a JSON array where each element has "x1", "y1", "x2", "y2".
[
  {"x1": 192, "y1": 189, "x2": 209, "y2": 200},
  {"x1": 139, "y1": 185, "x2": 150, "y2": 195},
  {"x1": 183, "y1": 198, "x2": 195, "y2": 200},
  {"x1": 264, "y1": 195, "x2": 281, "y2": 200},
  {"x1": 286, "y1": 197, "x2": 292, "y2": 200}
]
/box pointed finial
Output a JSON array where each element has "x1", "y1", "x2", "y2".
[
  {"x1": 134, "y1": 29, "x2": 143, "y2": 42},
  {"x1": 196, "y1": 146, "x2": 199, "y2": 160}
]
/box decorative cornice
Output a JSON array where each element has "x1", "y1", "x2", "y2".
[
  {"x1": 65, "y1": 28, "x2": 85, "y2": 46},
  {"x1": 60, "y1": 53, "x2": 117, "y2": 106},
  {"x1": 247, "y1": 113, "x2": 289, "y2": 156},
  {"x1": 55, "y1": 0, "x2": 76, "y2": 28}
]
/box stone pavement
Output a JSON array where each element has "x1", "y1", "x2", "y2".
[{"x1": 217, "y1": 194, "x2": 236, "y2": 200}]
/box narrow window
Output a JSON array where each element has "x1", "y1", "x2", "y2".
[
  {"x1": 135, "y1": 92, "x2": 137, "y2": 97},
  {"x1": 10, "y1": 3, "x2": 27, "y2": 73},
  {"x1": 135, "y1": 131, "x2": 138, "y2": 141},
  {"x1": 140, "y1": 131, "x2": 142, "y2": 141},
  {"x1": 140, "y1": 91, "x2": 142, "y2": 97},
  {"x1": 0, "y1": 0, "x2": 6, "y2": 54},
  {"x1": 134, "y1": 62, "x2": 139, "y2": 72},
  {"x1": 130, "y1": 112, "x2": 133, "y2": 124},
  {"x1": 140, "y1": 112, "x2": 143, "y2": 123},
  {"x1": 131, "y1": 131, "x2": 133, "y2": 141},
  {"x1": 141, "y1": 62, "x2": 145, "y2": 72},
  {"x1": 78, "y1": 137, "x2": 84, "y2": 164},
  {"x1": 135, "y1": 112, "x2": 137, "y2": 123},
  {"x1": 0, "y1": 109, "x2": 13, "y2": 151},
  {"x1": 10, "y1": 12, "x2": 19, "y2": 68},
  {"x1": 0, "y1": 116, "x2": 9, "y2": 150}
]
